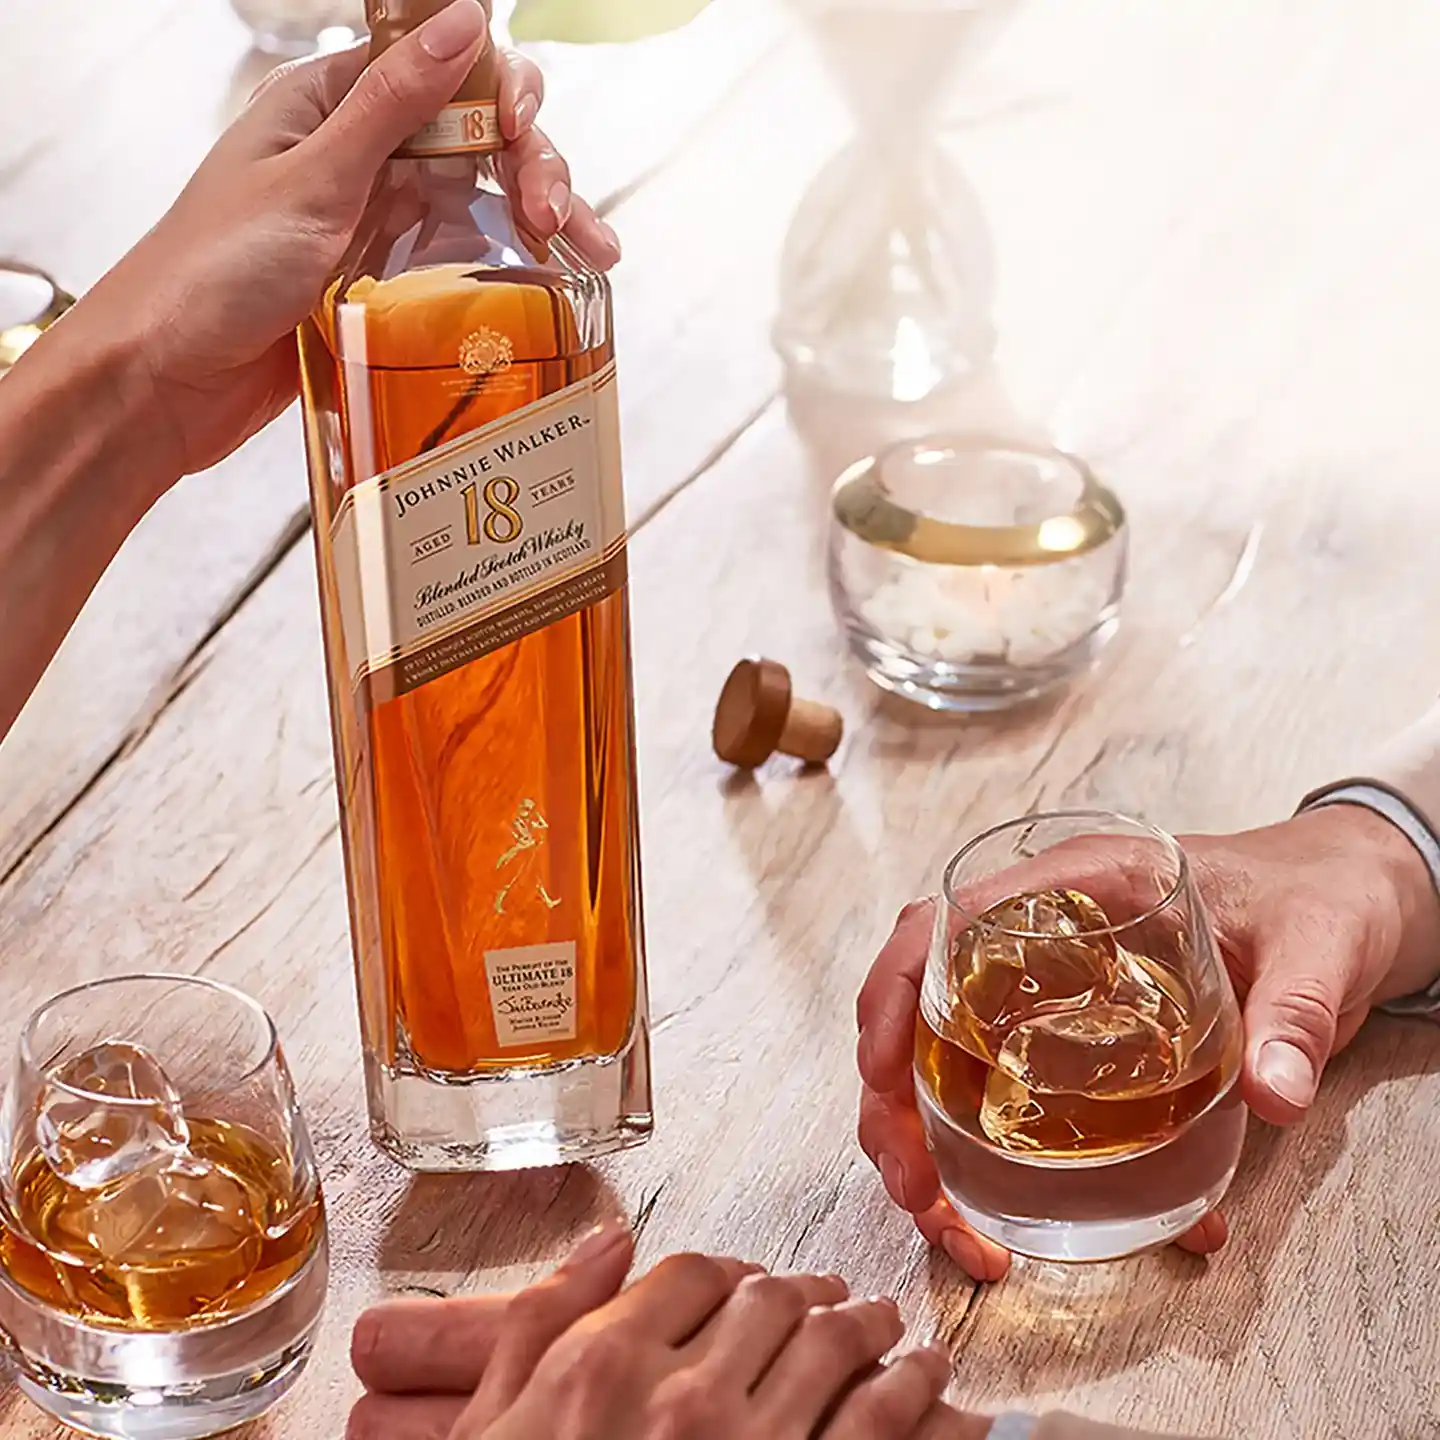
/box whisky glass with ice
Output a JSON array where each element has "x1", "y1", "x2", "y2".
[
  {"x1": 0, "y1": 975, "x2": 328, "y2": 1438},
  {"x1": 915, "y1": 812, "x2": 1246, "y2": 1262}
]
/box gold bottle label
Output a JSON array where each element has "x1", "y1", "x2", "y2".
[
  {"x1": 399, "y1": 100, "x2": 502, "y2": 158},
  {"x1": 484, "y1": 942, "x2": 579, "y2": 1047},
  {"x1": 331, "y1": 361, "x2": 627, "y2": 707}
]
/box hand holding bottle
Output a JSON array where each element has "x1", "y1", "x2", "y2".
[{"x1": 83, "y1": 0, "x2": 619, "y2": 485}]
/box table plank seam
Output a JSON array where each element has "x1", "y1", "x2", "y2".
[
  {"x1": 630, "y1": 392, "x2": 780, "y2": 533},
  {"x1": 0, "y1": 509, "x2": 308, "y2": 894}
]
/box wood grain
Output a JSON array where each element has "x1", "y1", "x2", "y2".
[{"x1": 5, "y1": 1, "x2": 1440, "y2": 1437}]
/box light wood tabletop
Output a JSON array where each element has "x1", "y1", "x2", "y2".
[{"x1": 4, "y1": 2, "x2": 1440, "y2": 1436}]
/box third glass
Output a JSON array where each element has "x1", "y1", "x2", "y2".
[{"x1": 914, "y1": 811, "x2": 1246, "y2": 1262}]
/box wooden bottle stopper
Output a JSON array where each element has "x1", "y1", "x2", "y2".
[{"x1": 712, "y1": 658, "x2": 844, "y2": 769}]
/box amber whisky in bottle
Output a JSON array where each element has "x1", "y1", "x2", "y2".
[{"x1": 297, "y1": 0, "x2": 651, "y2": 1170}]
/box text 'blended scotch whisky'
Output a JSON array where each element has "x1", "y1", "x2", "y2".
[{"x1": 297, "y1": 0, "x2": 651, "y2": 1171}]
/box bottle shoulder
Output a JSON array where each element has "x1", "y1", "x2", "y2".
[{"x1": 312, "y1": 158, "x2": 611, "y2": 369}]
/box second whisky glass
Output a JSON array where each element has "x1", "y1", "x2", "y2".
[
  {"x1": 915, "y1": 812, "x2": 1246, "y2": 1262},
  {"x1": 0, "y1": 975, "x2": 327, "y2": 1439}
]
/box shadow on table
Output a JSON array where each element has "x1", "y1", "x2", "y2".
[
  {"x1": 377, "y1": 1164, "x2": 627, "y2": 1288},
  {"x1": 937, "y1": 1015, "x2": 1440, "y2": 1400}
]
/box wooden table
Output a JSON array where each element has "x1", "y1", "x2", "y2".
[{"x1": 4, "y1": 2, "x2": 1440, "y2": 1435}]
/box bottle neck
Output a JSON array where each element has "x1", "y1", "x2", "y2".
[{"x1": 366, "y1": 0, "x2": 504, "y2": 159}]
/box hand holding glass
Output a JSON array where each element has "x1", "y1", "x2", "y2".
[{"x1": 914, "y1": 812, "x2": 1246, "y2": 1262}]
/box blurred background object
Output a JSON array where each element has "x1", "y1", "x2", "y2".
[
  {"x1": 0, "y1": 264, "x2": 74, "y2": 379},
  {"x1": 510, "y1": 0, "x2": 713, "y2": 42},
  {"x1": 775, "y1": 0, "x2": 1022, "y2": 406},
  {"x1": 229, "y1": 0, "x2": 364, "y2": 56},
  {"x1": 829, "y1": 435, "x2": 1126, "y2": 711}
]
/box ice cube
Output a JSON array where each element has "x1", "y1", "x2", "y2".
[
  {"x1": 995, "y1": 1003, "x2": 1181, "y2": 1099},
  {"x1": 978, "y1": 1069, "x2": 1074, "y2": 1154},
  {"x1": 955, "y1": 889, "x2": 1118, "y2": 1057},
  {"x1": 1111, "y1": 948, "x2": 1190, "y2": 1029},
  {"x1": 37, "y1": 1042, "x2": 190, "y2": 1190},
  {"x1": 55, "y1": 1156, "x2": 263, "y2": 1316},
  {"x1": 81, "y1": 1158, "x2": 257, "y2": 1264}
]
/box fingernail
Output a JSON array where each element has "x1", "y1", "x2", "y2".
[
  {"x1": 564, "y1": 1219, "x2": 628, "y2": 1268},
  {"x1": 942, "y1": 1229, "x2": 985, "y2": 1278},
  {"x1": 548, "y1": 181, "x2": 573, "y2": 229},
  {"x1": 419, "y1": 0, "x2": 488, "y2": 61},
  {"x1": 1257, "y1": 1039, "x2": 1317, "y2": 1108},
  {"x1": 512, "y1": 93, "x2": 539, "y2": 134},
  {"x1": 598, "y1": 219, "x2": 622, "y2": 258},
  {"x1": 879, "y1": 1153, "x2": 907, "y2": 1207}
]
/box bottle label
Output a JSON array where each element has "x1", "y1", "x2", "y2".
[
  {"x1": 331, "y1": 361, "x2": 626, "y2": 708},
  {"x1": 399, "y1": 100, "x2": 503, "y2": 158},
  {"x1": 484, "y1": 942, "x2": 579, "y2": 1047}
]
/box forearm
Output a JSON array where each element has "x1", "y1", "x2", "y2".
[{"x1": 0, "y1": 308, "x2": 177, "y2": 741}]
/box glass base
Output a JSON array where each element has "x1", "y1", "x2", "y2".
[
  {"x1": 12, "y1": 1339, "x2": 312, "y2": 1440},
  {"x1": 366, "y1": 1030, "x2": 654, "y2": 1173},
  {"x1": 919, "y1": 1082, "x2": 1247, "y2": 1263},
  {"x1": 0, "y1": 1236, "x2": 326, "y2": 1439},
  {"x1": 845, "y1": 618, "x2": 1117, "y2": 714}
]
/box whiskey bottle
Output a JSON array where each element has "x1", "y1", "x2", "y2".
[{"x1": 297, "y1": 0, "x2": 652, "y2": 1171}]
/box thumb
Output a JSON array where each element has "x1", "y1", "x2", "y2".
[
  {"x1": 313, "y1": 0, "x2": 490, "y2": 192},
  {"x1": 1241, "y1": 928, "x2": 1356, "y2": 1124}
]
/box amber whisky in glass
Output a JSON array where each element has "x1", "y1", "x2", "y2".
[
  {"x1": 297, "y1": 1, "x2": 651, "y2": 1170},
  {"x1": 0, "y1": 976, "x2": 327, "y2": 1438},
  {"x1": 915, "y1": 812, "x2": 1245, "y2": 1262}
]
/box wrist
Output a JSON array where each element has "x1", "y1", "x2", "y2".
[
  {"x1": 62, "y1": 274, "x2": 186, "y2": 503},
  {"x1": 1305, "y1": 800, "x2": 1440, "y2": 1004}
]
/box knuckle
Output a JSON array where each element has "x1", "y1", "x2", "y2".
[
  {"x1": 355, "y1": 56, "x2": 413, "y2": 118},
  {"x1": 736, "y1": 1273, "x2": 807, "y2": 1323},
  {"x1": 653, "y1": 1252, "x2": 727, "y2": 1291},
  {"x1": 852, "y1": 1386, "x2": 912, "y2": 1430},
  {"x1": 1265, "y1": 976, "x2": 1340, "y2": 1050},
  {"x1": 802, "y1": 1304, "x2": 870, "y2": 1358}
]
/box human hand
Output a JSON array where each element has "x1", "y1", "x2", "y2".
[
  {"x1": 347, "y1": 1220, "x2": 987, "y2": 1439},
  {"x1": 82, "y1": 0, "x2": 619, "y2": 488},
  {"x1": 855, "y1": 803, "x2": 1440, "y2": 1280}
]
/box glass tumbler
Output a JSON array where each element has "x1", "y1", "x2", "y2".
[
  {"x1": 0, "y1": 975, "x2": 328, "y2": 1439},
  {"x1": 829, "y1": 435, "x2": 1127, "y2": 712},
  {"x1": 914, "y1": 812, "x2": 1246, "y2": 1262}
]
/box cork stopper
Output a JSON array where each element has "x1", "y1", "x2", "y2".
[{"x1": 712, "y1": 659, "x2": 844, "y2": 770}]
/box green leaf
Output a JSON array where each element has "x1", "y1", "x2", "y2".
[{"x1": 509, "y1": 0, "x2": 712, "y2": 43}]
